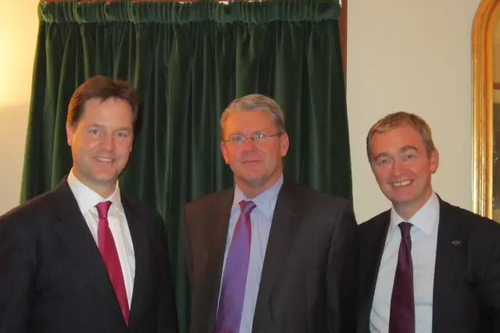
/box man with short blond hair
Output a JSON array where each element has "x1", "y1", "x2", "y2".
[{"x1": 358, "y1": 111, "x2": 500, "y2": 333}]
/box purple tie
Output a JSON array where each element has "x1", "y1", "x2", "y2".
[
  {"x1": 389, "y1": 222, "x2": 415, "y2": 333},
  {"x1": 216, "y1": 200, "x2": 256, "y2": 333}
]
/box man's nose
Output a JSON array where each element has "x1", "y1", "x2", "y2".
[
  {"x1": 100, "y1": 134, "x2": 114, "y2": 151},
  {"x1": 391, "y1": 159, "x2": 404, "y2": 176},
  {"x1": 241, "y1": 137, "x2": 257, "y2": 150}
]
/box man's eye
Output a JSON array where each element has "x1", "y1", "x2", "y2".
[
  {"x1": 89, "y1": 129, "x2": 99, "y2": 135},
  {"x1": 254, "y1": 133, "x2": 267, "y2": 139},
  {"x1": 231, "y1": 136, "x2": 245, "y2": 143}
]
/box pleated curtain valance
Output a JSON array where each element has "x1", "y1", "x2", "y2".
[{"x1": 39, "y1": 0, "x2": 341, "y2": 24}]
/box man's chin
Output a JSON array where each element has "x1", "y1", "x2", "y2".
[
  {"x1": 92, "y1": 172, "x2": 120, "y2": 184},
  {"x1": 239, "y1": 175, "x2": 266, "y2": 187},
  {"x1": 382, "y1": 187, "x2": 416, "y2": 202}
]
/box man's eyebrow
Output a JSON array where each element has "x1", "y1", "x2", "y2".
[
  {"x1": 400, "y1": 145, "x2": 419, "y2": 153},
  {"x1": 372, "y1": 152, "x2": 389, "y2": 161}
]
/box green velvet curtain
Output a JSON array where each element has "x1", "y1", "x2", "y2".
[{"x1": 22, "y1": 1, "x2": 351, "y2": 331}]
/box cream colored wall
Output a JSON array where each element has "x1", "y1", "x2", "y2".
[
  {"x1": 347, "y1": 0, "x2": 482, "y2": 222},
  {"x1": 0, "y1": 0, "x2": 484, "y2": 220},
  {"x1": 0, "y1": 0, "x2": 38, "y2": 214}
]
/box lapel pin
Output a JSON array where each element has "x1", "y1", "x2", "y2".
[{"x1": 451, "y1": 240, "x2": 462, "y2": 246}]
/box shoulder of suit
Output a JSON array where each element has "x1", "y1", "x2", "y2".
[
  {"x1": 439, "y1": 198, "x2": 500, "y2": 230},
  {"x1": 0, "y1": 185, "x2": 61, "y2": 228},
  {"x1": 281, "y1": 180, "x2": 352, "y2": 208},
  {"x1": 359, "y1": 209, "x2": 391, "y2": 230},
  {"x1": 184, "y1": 181, "x2": 352, "y2": 212},
  {"x1": 2, "y1": 186, "x2": 61, "y2": 218},
  {"x1": 120, "y1": 192, "x2": 163, "y2": 222},
  {"x1": 185, "y1": 187, "x2": 234, "y2": 210}
]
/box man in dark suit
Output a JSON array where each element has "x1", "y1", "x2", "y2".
[
  {"x1": 183, "y1": 94, "x2": 357, "y2": 333},
  {"x1": 0, "y1": 76, "x2": 177, "y2": 333},
  {"x1": 358, "y1": 111, "x2": 500, "y2": 333}
]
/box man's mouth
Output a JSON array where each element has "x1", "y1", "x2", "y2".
[{"x1": 391, "y1": 180, "x2": 413, "y2": 187}]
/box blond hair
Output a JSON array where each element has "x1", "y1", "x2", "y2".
[{"x1": 366, "y1": 111, "x2": 435, "y2": 159}]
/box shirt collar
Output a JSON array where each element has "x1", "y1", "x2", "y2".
[
  {"x1": 67, "y1": 169, "x2": 124, "y2": 215},
  {"x1": 389, "y1": 192, "x2": 440, "y2": 235},
  {"x1": 231, "y1": 174, "x2": 284, "y2": 219}
]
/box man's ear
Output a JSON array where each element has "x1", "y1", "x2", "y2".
[
  {"x1": 280, "y1": 133, "x2": 290, "y2": 157},
  {"x1": 66, "y1": 122, "x2": 75, "y2": 146},
  {"x1": 220, "y1": 141, "x2": 229, "y2": 164},
  {"x1": 430, "y1": 148, "x2": 439, "y2": 174}
]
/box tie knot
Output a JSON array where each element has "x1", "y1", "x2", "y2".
[
  {"x1": 399, "y1": 222, "x2": 413, "y2": 238},
  {"x1": 96, "y1": 201, "x2": 112, "y2": 219},
  {"x1": 239, "y1": 200, "x2": 256, "y2": 216}
]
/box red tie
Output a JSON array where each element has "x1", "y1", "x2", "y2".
[{"x1": 96, "y1": 201, "x2": 130, "y2": 324}]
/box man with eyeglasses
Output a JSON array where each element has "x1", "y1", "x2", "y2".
[{"x1": 183, "y1": 94, "x2": 357, "y2": 333}]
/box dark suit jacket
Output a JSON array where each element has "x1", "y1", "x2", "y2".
[
  {"x1": 358, "y1": 198, "x2": 500, "y2": 333},
  {"x1": 184, "y1": 180, "x2": 358, "y2": 333},
  {"x1": 0, "y1": 180, "x2": 178, "y2": 333}
]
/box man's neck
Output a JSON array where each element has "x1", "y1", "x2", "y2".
[
  {"x1": 393, "y1": 190, "x2": 434, "y2": 221},
  {"x1": 236, "y1": 173, "x2": 282, "y2": 199}
]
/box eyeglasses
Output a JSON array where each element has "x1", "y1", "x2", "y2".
[{"x1": 222, "y1": 132, "x2": 282, "y2": 145}]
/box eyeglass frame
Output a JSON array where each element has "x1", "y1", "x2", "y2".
[{"x1": 221, "y1": 132, "x2": 283, "y2": 145}]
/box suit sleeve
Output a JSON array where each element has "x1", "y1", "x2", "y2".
[
  {"x1": 0, "y1": 214, "x2": 36, "y2": 333},
  {"x1": 182, "y1": 204, "x2": 193, "y2": 287},
  {"x1": 154, "y1": 214, "x2": 179, "y2": 333},
  {"x1": 326, "y1": 200, "x2": 358, "y2": 333},
  {"x1": 478, "y1": 223, "x2": 500, "y2": 332}
]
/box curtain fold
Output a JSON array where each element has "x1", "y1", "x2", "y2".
[{"x1": 23, "y1": 1, "x2": 350, "y2": 331}]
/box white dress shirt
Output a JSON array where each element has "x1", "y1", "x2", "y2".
[
  {"x1": 218, "y1": 175, "x2": 283, "y2": 333},
  {"x1": 67, "y1": 170, "x2": 135, "y2": 307},
  {"x1": 370, "y1": 192, "x2": 440, "y2": 333}
]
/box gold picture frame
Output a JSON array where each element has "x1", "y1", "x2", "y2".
[{"x1": 472, "y1": 0, "x2": 500, "y2": 219}]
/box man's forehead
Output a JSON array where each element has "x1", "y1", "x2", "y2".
[{"x1": 371, "y1": 140, "x2": 420, "y2": 159}]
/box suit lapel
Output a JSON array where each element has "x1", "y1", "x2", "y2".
[
  {"x1": 253, "y1": 181, "x2": 302, "y2": 328},
  {"x1": 358, "y1": 212, "x2": 391, "y2": 331},
  {"x1": 50, "y1": 181, "x2": 121, "y2": 313},
  {"x1": 432, "y1": 199, "x2": 466, "y2": 333},
  {"x1": 204, "y1": 189, "x2": 234, "y2": 333},
  {"x1": 123, "y1": 197, "x2": 150, "y2": 325}
]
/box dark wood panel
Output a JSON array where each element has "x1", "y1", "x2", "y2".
[{"x1": 339, "y1": 0, "x2": 347, "y2": 85}]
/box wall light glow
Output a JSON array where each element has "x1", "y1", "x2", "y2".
[{"x1": 0, "y1": 1, "x2": 39, "y2": 108}]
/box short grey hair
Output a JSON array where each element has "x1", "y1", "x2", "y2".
[{"x1": 220, "y1": 94, "x2": 286, "y2": 137}]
